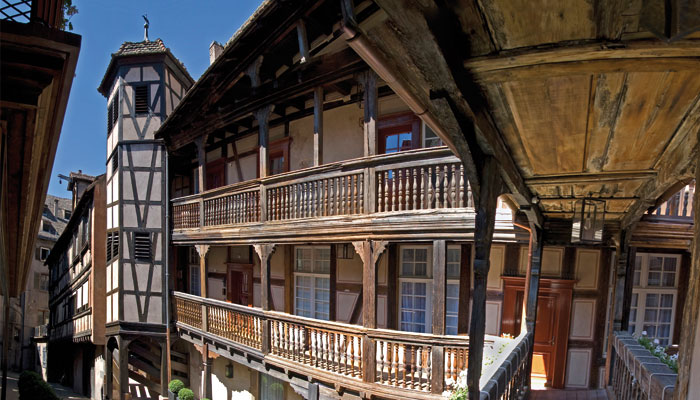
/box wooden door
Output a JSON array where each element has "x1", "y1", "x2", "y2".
[
  {"x1": 206, "y1": 159, "x2": 225, "y2": 190},
  {"x1": 227, "y1": 263, "x2": 253, "y2": 307},
  {"x1": 502, "y1": 277, "x2": 574, "y2": 389}
]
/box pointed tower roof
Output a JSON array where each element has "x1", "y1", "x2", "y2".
[{"x1": 98, "y1": 38, "x2": 193, "y2": 96}]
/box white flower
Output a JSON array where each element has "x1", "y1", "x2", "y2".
[
  {"x1": 642, "y1": 330, "x2": 648, "y2": 336},
  {"x1": 653, "y1": 338, "x2": 660, "y2": 345}
]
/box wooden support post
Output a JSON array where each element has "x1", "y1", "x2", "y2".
[
  {"x1": 255, "y1": 105, "x2": 274, "y2": 178},
  {"x1": 202, "y1": 356, "x2": 213, "y2": 400},
  {"x1": 118, "y1": 338, "x2": 130, "y2": 400},
  {"x1": 675, "y1": 155, "x2": 699, "y2": 400},
  {"x1": 523, "y1": 227, "x2": 543, "y2": 391},
  {"x1": 296, "y1": 20, "x2": 310, "y2": 63},
  {"x1": 457, "y1": 244, "x2": 472, "y2": 335},
  {"x1": 358, "y1": 71, "x2": 378, "y2": 157},
  {"x1": 313, "y1": 86, "x2": 324, "y2": 166},
  {"x1": 255, "y1": 244, "x2": 276, "y2": 354},
  {"x1": 284, "y1": 245, "x2": 293, "y2": 314},
  {"x1": 467, "y1": 158, "x2": 502, "y2": 400},
  {"x1": 387, "y1": 244, "x2": 398, "y2": 330},
  {"x1": 1, "y1": 298, "x2": 9, "y2": 400},
  {"x1": 105, "y1": 344, "x2": 113, "y2": 399},
  {"x1": 431, "y1": 240, "x2": 446, "y2": 394},
  {"x1": 330, "y1": 243, "x2": 337, "y2": 321},
  {"x1": 195, "y1": 245, "x2": 210, "y2": 298},
  {"x1": 160, "y1": 341, "x2": 169, "y2": 397},
  {"x1": 194, "y1": 134, "x2": 208, "y2": 193},
  {"x1": 621, "y1": 246, "x2": 637, "y2": 331},
  {"x1": 353, "y1": 240, "x2": 387, "y2": 383},
  {"x1": 604, "y1": 229, "x2": 630, "y2": 384},
  {"x1": 246, "y1": 55, "x2": 263, "y2": 88}
]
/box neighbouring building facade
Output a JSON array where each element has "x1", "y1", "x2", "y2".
[
  {"x1": 45, "y1": 1, "x2": 700, "y2": 400},
  {"x1": 46, "y1": 173, "x2": 106, "y2": 398},
  {"x1": 0, "y1": 194, "x2": 70, "y2": 376}
]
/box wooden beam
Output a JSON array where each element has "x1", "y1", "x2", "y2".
[
  {"x1": 255, "y1": 105, "x2": 274, "y2": 178},
  {"x1": 523, "y1": 227, "x2": 543, "y2": 390},
  {"x1": 247, "y1": 55, "x2": 263, "y2": 88},
  {"x1": 254, "y1": 244, "x2": 276, "y2": 312},
  {"x1": 359, "y1": 70, "x2": 378, "y2": 157},
  {"x1": 118, "y1": 338, "x2": 131, "y2": 400},
  {"x1": 604, "y1": 229, "x2": 630, "y2": 384},
  {"x1": 386, "y1": 244, "x2": 398, "y2": 330},
  {"x1": 431, "y1": 240, "x2": 446, "y2": 394},
  {"x1": 296, "y1": 20, "x2": 310, "y2": 63},
  {"x1": 313, "y1": 86, "x2": 323, "y2": 166},
  {"x1": 194, "y1": 134, "x2": 208, "y2": 193},
  {"x1": 284, "y1": 245, "x2": 293, "y2": 314},
  {"x1": 524, "y1": 170, "x2": 657, "y2": 185},
  {"x1": 675, "y1": 154, "x2": 700, "y2": 399},
  {"x1": 329, "y1": 242, "x2": 337, "y2": 321},
  {"x1": 457, "y1": 243, "x2": 472, "y2": 335},
  {"x1": 467, "y1": 157, "x2": 503, "y2": 399},
  {"x1": 195, "y1": 245, "x2": 210, "y2": 298}
]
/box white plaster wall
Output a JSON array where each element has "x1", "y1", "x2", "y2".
[
  {"x1": 211, "y1": 357, "x2": 257, "y2": 400},
  {"x1": 93, "y1": 351, "x2": 105, "y2": 400}
]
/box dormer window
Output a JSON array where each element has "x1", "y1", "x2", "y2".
[{"x1": 134, "y1": 85, "x2": 149, "y2": 115}]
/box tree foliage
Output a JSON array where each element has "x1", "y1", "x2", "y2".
[{"x1": 60, "y1": 0, "x2": 78, "y2": 30}]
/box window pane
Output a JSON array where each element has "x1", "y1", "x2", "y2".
[
  {"x1": 646, "y1": 294, "x2": 659, "y2": 307},
  {"x1": 663, "y1": 257, "x2": 677, "y2": 272},
  {"x1": 660, "y1": 294, "x2": 674, "y2": 308},
  {"x1": 416, "y1": 249, "x2": 428, "y2": 262},
  {"x1": 644, "y1": 309, "x2": 657, "y2": 323},
  {"x1": 649, "y1": 256, "x2": 662, "y2": 271},
  {"x1": 647, "y1": 272, "x2": 661, "y2": 286},
  {"x1": 662, "y1": 273, "x2": 676, "y2": 287}
]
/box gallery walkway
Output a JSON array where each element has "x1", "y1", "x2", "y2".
[{"x1": 531, "y1": 388, "x2": 610, "y2": 400}]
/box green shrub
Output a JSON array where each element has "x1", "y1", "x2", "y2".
[
  {"x1": 168, "y1": 379, "x2": 185, "y2": 394},
  {"x1": 17, "y1": 370, "x2": 59, "y2": 400},
  {"x1": 177, "y1": 388, "x2": 195, "y2": 400}
]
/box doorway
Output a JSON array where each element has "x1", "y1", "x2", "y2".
[
  {"x1": 502, "y1": 277, "x2": 575, "y2": 389},
  {"x1": 227, "y1": 263, "x2": 253, "y2": 307}
]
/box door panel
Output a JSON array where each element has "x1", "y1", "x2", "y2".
[{"x1": 532, "y1": 294, "x2": 557, "y2": 385}]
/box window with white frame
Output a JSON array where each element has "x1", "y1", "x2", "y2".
[
  {"x1": 190, "y1": 265, "x2": 201, "y2": 296},
  {"x1": 627, "y1": 253, "x2": 679, "y2": 346},
  {"x1": 400, "y1": 246, "x2": 432, "y2": 333},
  {"x1": 422, "y1": 122, "x2": 443, "y2": 148},
  {"x1": 446, "y1": 246, "x2": 461, "y2": 335},
  {"x1": 294, "y1": 246, "x2": 330, "y2": 320}
]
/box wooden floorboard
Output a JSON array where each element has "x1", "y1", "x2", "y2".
[{"x1": 530, "y1": 389, "x2": 609, "y2": 400}]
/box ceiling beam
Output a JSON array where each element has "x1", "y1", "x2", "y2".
[{"x1": 524, "y1": 170, "x2": 657, "y2": 185}]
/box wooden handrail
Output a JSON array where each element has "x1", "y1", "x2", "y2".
[
  {"x1": 171, "y1": 147, "x2": 470, "y2": 231},
  {"x1": 611, "y1": 331, "x2": 676, "y2": 400}
]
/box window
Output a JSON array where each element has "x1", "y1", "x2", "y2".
[
  {"x1": 446, "y1": 247, "x2": 461, "y2": 335},
  {"x1": 189, "y1": 265, "x2": 201, "y2": 296},
  {"x1": 172, "y1": 175, "x2": 191, "y2": 198},
  {"x1": 133, "y1": 232, "x2": 151, "y2": 260},
  {"x1": 422, "y1": 122, "x2": 443, "y2": 148},
  {"x1": 112, "y1": 154, "x2": 118, "y2": 174},
  {"x1": 106, "y1": 232, "x2": 119, "y2": 262},
  {"x1": 259, "y1": 373, "x2": 284, "y2": 400},
  {"x1": 39, "y1": 247, "x2": 50, "y2": 261},
  {"x1": 42, "y1": 221, "x2": 53, "y2": 233},
  {"x1": 38, "y1": 310, "x2": 49, "y2": 326},
  {"x1": 400, "y1": 246, "x2": 431, "y2": 333},
  {"x1": 294, "y1": 246, "x2": 330, "y2": 320},
  {"x1": 107, "y1": 93, "x2": 119, "y2": 134},
  {"x1": 42, "y1": 206, "x2": 50, "y2": 217},
  {"x1": 267, "y1": 137, "x2": 290, "y2": 176},
  {"x1": 64, "y1": 210, "x2": 71, "y2": 220},
  {"x1": 34, "y1": 273, "x2": 49, "y2": 291},
  {"x1": 627, "y1": 253, "x2": 680, "y2": 346},
  {"x1": 378, "y1": 113, "x2": 420, "y2": 154},
  {"x1": 134, "y1": 85, "x2": 149, "y2": 114}
]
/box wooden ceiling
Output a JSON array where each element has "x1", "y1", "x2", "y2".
[{"x1": 355, "y1": 0, "x2": 700, "y2": 225}]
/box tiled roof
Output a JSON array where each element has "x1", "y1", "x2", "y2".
[
  {"x1": 39, "y1": 194, "x2": 71, "y2": 242},
  {"x1": 115, "y1": 38, "x2": 168, "y2": 57},
  {"x1": 98, "y1": 38, "x2": 193, "y2": 96}
]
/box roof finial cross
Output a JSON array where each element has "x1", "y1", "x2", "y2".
[{"x1": 142, "y1": 14, "x2": 150, "y2": 42}]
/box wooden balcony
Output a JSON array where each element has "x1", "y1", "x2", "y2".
[
  {"x1": 610, "y1": 331, "x2": 676, "y2": 400},
  {"x1": 169, "y1": 147, "x2": 500, "y2": 244},
  {"x1": 647, "y1": 181, "x2": 695, "y2": 220},
  {"x1": 173, "y1": 291, "x2": 530, "y2": 399}
]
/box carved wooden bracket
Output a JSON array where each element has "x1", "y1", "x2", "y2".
[
  {"x1": 351, "y1": 240, "x2": 387, "y2": 267},
  {"x1": 254, "y1": 244, "x2": 276, "y2": 261},
  {"x1": 195, "y1": 244, "x2": 210, "y2": 259},
  {"x1": 246, "y1": 55, "x2": 264, "y2": 88}
]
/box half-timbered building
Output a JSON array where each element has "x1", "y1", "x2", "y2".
[{"x1": 84, "y1": 1, "x2": 700, "y2": 400}]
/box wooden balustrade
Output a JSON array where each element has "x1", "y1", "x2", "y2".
[
  {"x1": 171, "y1": 148, "x2": 469, "y2": 230},
  {"x1": 444, "y1": 346, "x2": 468, "y2": 390},
  {"x1": 270, "y1": 316, "x2": 364, "y2": 379},
  {"x1": 207, "y1": 303, "x2": 263, "y2": 350},
  {"x1": 649, "y1": 181, "x2": 695, "y2": 218},
  {"x1": 173, "y1": 201, "x2": 200, "y2": 229},
  {"x1": 479, "y1": 331, "x2": 532, "y2": 400},
  {"x1": 203, "y1": 190, "x2": 260, "y2": 226},
  {"x1": 376, "y1": 162, "x2": 470, "y2": 212},
  {"x1": 266, "y1": 172, "x2": 364, "y2": 221},
  {"x1": 373, "y1": 337, "x2": 433, "y2": 392},
  {"x1": 174, "y1": 295, "x2": 203, "y2": 329}
]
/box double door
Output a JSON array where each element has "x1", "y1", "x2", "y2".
[
  {"x1": 227, "y1": 263, "x2": 253, "y2": 307},
  {"x1": 502, "y1": 277, "x2": 574, "y2": 389}
]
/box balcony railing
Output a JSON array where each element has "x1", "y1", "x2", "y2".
[
  {"x1": 172, "y1": 148, "x2": 471, "y2": 232},
  {"x1": 648, "y1": 181, "x2": 695, "y2": 219},
  {"x1": 1, "y1": 0, "x2": 62, "y2": 27},
  {"x1": 611, "y1": 331, "x2": 676, "y2": 400},
  {"x1": 173, "y1": 291, "x2": 528, "y2": 398}
]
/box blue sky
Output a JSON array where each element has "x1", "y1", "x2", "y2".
[{"x1": 48, "y1": 0, "x2": 263, "y2": 197}]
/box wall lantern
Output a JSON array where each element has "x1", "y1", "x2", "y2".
[
  {"x1": 225, "y1": 362, "x2": 234, "y2": 378},
  {"x1": 571, "y1": 198, "x2": 606, "y2": 243},
  {"x1": 336, "y1": 243, "x2": 354, "y2": 259}
]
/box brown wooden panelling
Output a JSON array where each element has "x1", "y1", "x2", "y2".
[
  {"x1": 503, "y1": 243, "x2": 520, "y2": 275},
  {"x1": 386, "y1": 244, "x2": 398, "y2": 330},
  {"x1": 457, "y1": 244, "x2": 472, "y2": 334}
]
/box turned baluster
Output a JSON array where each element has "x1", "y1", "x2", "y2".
[
  {"x1": 379, "y1": 341, "x2": 387, "y2": 383},
  {"x1": 397, "y1": 169, "x2": 404, "y2": 211},
  {"x1": 352, "y1": 175, "x2": 358, "y2": 214},
  {"x1": 377, "y1": 172, "x2": 383, "y2": 212},
  {"x1": 451, "y1": 164, "x2": 457, "y2": 207},
  {"x1": 384, "y1": 171, "x2": 390, "y2": 212},
  {"x1": 340, "y1": 176, "x2": 345, "y2": 215},
  {"x1": 441, "y1": 165, "x2": 448, "y2": 208}
]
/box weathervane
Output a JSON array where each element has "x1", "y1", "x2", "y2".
[{"x1": 143, "y1": 14, "x2": 150, "y2": 42}]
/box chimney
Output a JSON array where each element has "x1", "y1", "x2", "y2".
[
  {"x1": 209, "y1": 41, "x2": 224, "y2": 65},
  {"x1": 53, "y1": 199, "x2": 58, "y2": 215}
]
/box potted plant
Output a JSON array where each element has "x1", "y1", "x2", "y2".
[
  {"x1": 167, "y1": 379, "x2": 185, "y2": 400},
  {"x1": 177, "y1": 388, "x2": 194, "y2": 400}
]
